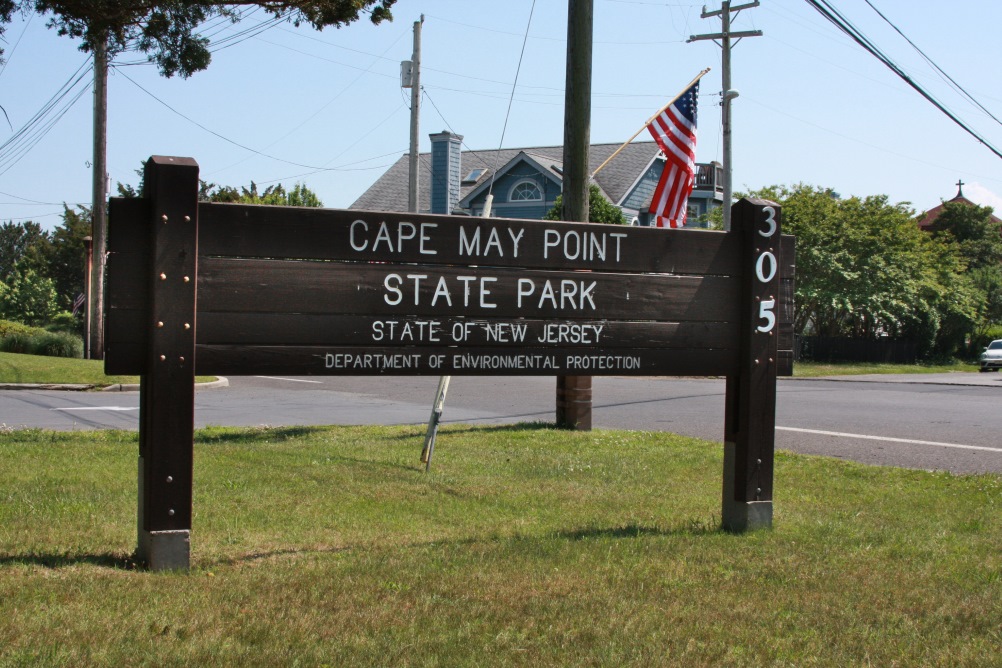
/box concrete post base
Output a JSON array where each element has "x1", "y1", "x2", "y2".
[
  {"x1": 721, "y1": 499, "x2": 773, "y2": 532},
  {"x1": 137, "y1": 530, "x2": 190, "y2": 571},
  {"x1": 721, "y1": 440, "x2": 773, "y2": 532}
]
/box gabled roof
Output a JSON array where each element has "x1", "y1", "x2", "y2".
[
  {"x1": 918, "y1": 183, "x2": 1002, "y2": 229},
  {"x1": 349, "y1": 141, "x2": 663, "y2": 213},
  {"x1": 458, "y1": 150, "x2": 564, "y2": 208}
]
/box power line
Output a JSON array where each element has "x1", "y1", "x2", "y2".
[
  {"x1": 116, "y1": 65, "x2": 409, "y2": 177},
  {"x1": 115, "y1": 66, "x2": 336, "y2": 170},
  {"x1": 805, "y1": 0, "x2": 1002, "y2": 161},
  {"x1": 0, "y1": 58, "x2": 93, "y2": 176},
  {"x1": 0, "y1": 12, "x2": 31, "y2": 80},
  {"x1": 207, "y1": 22, "x2": 410, "y2": 177},
  {"x1": 862, "y1": 0, "x2": 1002, "y2": 130},
  {"x1": 488, "y1": 0, "x2": 538, "y2": 202}
]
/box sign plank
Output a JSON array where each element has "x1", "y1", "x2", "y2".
[
  {"x1": 198, "y1": 203, "x2": 742, "y2": 276},
  {"x1": 197, "y1": 258, "x2": 739, "y2": 322},
  {"x1": 196, "y1": 344, "x2": 738, "y2": 377}
]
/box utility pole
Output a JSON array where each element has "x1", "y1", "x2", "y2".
[
  {"x1": 90, "y1": 32, "x2": 109, "y2": 359},
  {"x1": 556, "y1": 0, "x2": 594, "y2": 431},
  {"x1": 406, "y1": 15, "x2": 424, "y2": 213},
  {"x1": 688, "y1": 1, "x2": 761, "y2": 231}
]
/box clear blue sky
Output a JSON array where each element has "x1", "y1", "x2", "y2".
[{"x1": 1, "y1": 0, "x2": 1000, "y2": 229}]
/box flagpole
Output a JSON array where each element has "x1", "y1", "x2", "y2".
[{"x1": 591, "y1": 67, "x2": 711, "y2": 179}]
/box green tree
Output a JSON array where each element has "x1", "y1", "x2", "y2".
[
  {"x1": 0, "y1": 220, "x2": 50, "y2": 283},
  {"x1": 122, "y1": 169, "x2": 324, "y2": 208},
  {"x1": 1, "y1": 1, "x2": 396, "y2": 77},
  {"x1": 741, "y1": 184, "x2": 979, "y2": 357},
  {"x1": 545, "y1": 185, "x2": 627, "y2": 225},
  {"x1": 925, "y1": 201, "x2": 1002, "y2": 353},
  {"x1": 970, "y1": 266, "x2": 1002, "y2": 346},
  {"x1": 201, "y1": 181, "x2": 324, "y2": 207},
  {"x1": 927, "y1": 200, "x2": 1002, "y2": 270},
  {"x1": 44, "y1": 206, "x2": 91, "y2": 312},
  {"x1": 0, "y1": 268, "x2": 59, "y2": 326}
]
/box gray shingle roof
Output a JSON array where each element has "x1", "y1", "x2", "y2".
[{"x1": 349, "y1": 141, "x2": 662, "y2": 213}]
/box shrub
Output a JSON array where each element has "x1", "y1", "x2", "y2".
[
  {"x1": 0, "y1": 325, "x2": 83, "y2": 358},
  {"x1": 0, "y1": 319, "x2": 44, "y2": 339},
  {"x1": 30, "y1": 331, "x2": 83, "y2": 358},
  {"x1": 0, "y1": 331, "x2": 34, "y2": 354},
  {"x1": 45, "y1": 311, "x2": 81, "y2": 334}
]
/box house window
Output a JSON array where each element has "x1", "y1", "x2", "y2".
[{"x1": 510, "y1": 179, "x2": 542, "y2": 202}]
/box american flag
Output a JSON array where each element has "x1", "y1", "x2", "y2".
[{"x1": 647, "y1": 81, "x2": 699, "y2": 228}]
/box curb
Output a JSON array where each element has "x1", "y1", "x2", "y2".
[
  {"x1": 0, "y1": 383, "x2": 95, "y2": 391},
  {"x1": 102, "y1": 377, "x2": 230, "y2": 392},
  {"x1": 0, "y1": 378, "x2": 229, "y2": 392}
]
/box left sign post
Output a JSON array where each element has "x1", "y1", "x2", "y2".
[{"x1": 135, "y1": 156, "x2": 199, "y2": 571}]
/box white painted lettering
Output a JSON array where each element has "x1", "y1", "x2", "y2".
[
  {"x1": 543, "y1": 229, "x2": 560, "y2": 259},
  {"x1": 383, "y1": 274, "x2": 403, "y2": 305},
  {"x1": 480, "y1": 277, "x2": 497, "y2": 308},
  {"x1": 458, "y1": 226, "x2": 480, "y2": 256},
  {"x1": 517, "y1": 278, "x2": 535, "y2": 307},
  {"x1": 431, "y1": 276, "x2": 453, "y2": 307},
  {"x1": 372, "y1": 221, "x2": 394, "y2": 252},
  {"x1": 419, "y1": 223, "x2": 437, "y2": 255},
  {"x1": 350, "y1": 220, "x2": 368, "y2": 251},
  {"x1": 484, "y1": 227, "x2": 504, "y2": 257},
  {"x1": 507, "y1": 227, "x2": 525, "y2": 258}
]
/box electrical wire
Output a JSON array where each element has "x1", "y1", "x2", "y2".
[
  {"x1": 115, "y1": 66, "x2": 342, "y2": 170},
  {"x1": 804, "y1": 0, "x2": 1002, "y2": 161},
  {"x1": 207, "y1": 23, "x2": 409, "y2": 178},
  {"x1": 0, "y1": 58, "x2": 93, "y2": 176},
  {"x1": 487, "y1": 0, "x2": 537, "y2": 202},
  {"x1": 863, "y1": 0, "x2": 1002, "y2": 129},
  {"x1": 0, "y1": 12, "x2": 31, "y2": 80}
]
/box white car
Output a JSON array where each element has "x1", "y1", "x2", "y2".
[{"x1": 980, "y1": 340, "x2": 1002, "y2": 372}]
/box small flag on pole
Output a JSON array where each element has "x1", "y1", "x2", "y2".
[
  {"x1": 647, "y1": 80, "x2": 699, "y2": 228},
  {"x1": 72, "y1": 293, "x2": 85, "y2": 315}
]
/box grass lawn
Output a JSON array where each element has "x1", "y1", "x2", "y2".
[
  {"x1": 0, "y1": 351, "x2": 214, "y2": 387},
  {"x1": 1, "y1": 423, "x2": 998, "y2": 666},
  {"x1": 793, "y1": 360, "x2": 978, "y2": 376}
]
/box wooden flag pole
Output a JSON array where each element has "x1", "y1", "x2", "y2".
[{"x1": 590, "y1": 67, "x2": 711, "y2": 179}]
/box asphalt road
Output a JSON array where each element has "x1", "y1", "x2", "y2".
[{"x1": 2, "y1": 373, "x2": 1000, "y2": 475}]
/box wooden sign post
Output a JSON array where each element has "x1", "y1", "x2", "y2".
[
  {"x1": 137, "y1": 157, "x2": 198, "y2": 570},
  {"x1": 106, "y1": 156, "x2": 794, "y2": 570},
  {"x1": 723, "y1": 199, "x2": 784, "y2": 531}
]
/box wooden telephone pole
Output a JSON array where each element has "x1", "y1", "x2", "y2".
[
  {"x1": 406, "y1": 15, "x2": 424, "y2": 214},
  {"x1": 688, "y1": 1, "x2": 761, "y2": 230},
  {"x1": 89, "y1": 33, "x2": 109, "y2": 359},
  {"x1": 557, "y1": 0, "x2": 594, "y2": 430}
]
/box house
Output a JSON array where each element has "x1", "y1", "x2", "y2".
[
  {"x1": 350, "y1": 130, "x2": 724, "y2": 227},
  {"x1": 917, "y1": 180, "x2": 1002, "y2": 230}
]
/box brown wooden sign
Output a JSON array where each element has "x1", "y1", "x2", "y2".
[{"x1": 105, "y1": 156, "x2": 795, "y2": 569}]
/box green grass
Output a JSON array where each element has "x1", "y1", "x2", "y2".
[
  {"x1": 0, "y1": 351, "x2": 214, "y2": 387},
  {"x1": 794, "y1": 360, "x2": 978, "y2": 376},
  {"x1": 1, "y1": 424, "x2": 998, "y2": 666}
]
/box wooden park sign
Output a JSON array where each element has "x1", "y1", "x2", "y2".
[{"x1": 106, "y1": 156, "x2": 795, "y2": 570}]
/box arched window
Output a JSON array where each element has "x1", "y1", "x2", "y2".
[{"x1": 509, "y1": 179, "x2": 542, "y2": 202}]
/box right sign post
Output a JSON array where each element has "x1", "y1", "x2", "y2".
[{"x1": 723, "y1": 198, "x2": 786, "y2": 531}]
